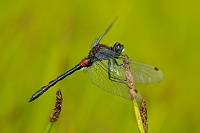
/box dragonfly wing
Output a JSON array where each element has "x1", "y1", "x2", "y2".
[
  {"x1": 129, "y1": 60, "x2": 163, "y2": 83},
  {"x1": 84, "y1": 60, "x2": 131, "y2": 100},
  {"x1": 91, "y1": 18, "x2": 116, "y2": 48}
]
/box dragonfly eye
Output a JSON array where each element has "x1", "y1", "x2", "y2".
[{"x1": 113, "y1": 42, "x2": 124, "y2": 54}]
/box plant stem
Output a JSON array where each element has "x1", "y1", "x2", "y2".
[
  {"x1": 44, "y1": 122, "x2": 54, "y2": 133},
  {"x1": 133, "y1": 101, "x2": 145, "y2": 133}
]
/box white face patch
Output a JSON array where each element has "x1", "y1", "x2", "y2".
[{"x1": 122, "y1": 48, "x2": 125, "y2": 53}]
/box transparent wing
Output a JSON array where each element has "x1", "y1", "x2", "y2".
[
  {"x1": 107, "y1": 57, "x2": 163, "y2": 84},
  {"x1": 91, "y1": 18, "x2": 116, "y2": 48},
  {"x1": 129, "y1": 60, "x2": 163, "y2": 83},
  {"x1": 84, "y1": 60, "x2": 131, "y2": 100},
  {"x1": 95, "y1": 57, "x2": 163, "y2": 84}
]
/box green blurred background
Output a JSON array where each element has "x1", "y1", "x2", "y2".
[{"x1": 0, "y1": 0, "x2": 200, "y2": 132}]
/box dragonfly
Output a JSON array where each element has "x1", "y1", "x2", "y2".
[{"x1": 29, "y1": 20, "x2": 163, "y2": 102}]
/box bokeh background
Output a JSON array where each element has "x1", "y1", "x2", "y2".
[{"x1": 1, "y1": 0, "x2": 200, "y2": 133}]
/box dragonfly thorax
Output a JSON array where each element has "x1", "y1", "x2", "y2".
[{"x1": 88, "y1": 44, "x2": 110, "y2": 58}]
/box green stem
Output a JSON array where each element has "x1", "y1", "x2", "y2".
[
  {"x1": 133, "y1": 101, "x2": 145, "y2": 133},
  {"x1": 44, "y1": 122, "x2": 54, "y2": 133}
]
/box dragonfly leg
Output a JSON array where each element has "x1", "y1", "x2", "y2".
[
  {"x1": 112, "y1": 59, "x2": 126, "y2": 81},
  {"x1": 108, "y1": 59, "x2": 126, "y2": 84}
]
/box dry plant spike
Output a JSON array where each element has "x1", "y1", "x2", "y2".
[
  {"x1": 123, "y1": 54, "x2": 138, "y2": 100},
  {"x1": 140, "y1": 99, "x2": 148, "y2": 133},
  {"x1": 50, "y1": 89, "x2": 63, "y2": 122},
  {"x1": 123, "y1": 54, "x2": 148, "y2": 133}
]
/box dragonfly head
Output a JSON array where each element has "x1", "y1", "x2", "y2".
[{"x1": 113, "y1": 42, "x2": 125, "y2": 54}]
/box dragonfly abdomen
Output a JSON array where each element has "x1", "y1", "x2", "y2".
[{"x1": 29, "y1": 64, "x2": 83, "y2": 102}]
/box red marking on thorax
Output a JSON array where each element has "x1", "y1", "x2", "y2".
[
  {"x1": 88, "y1": 44, "x2": 110, "y2": 59},
  {"x1": 89, "y1": 45, "x2": 100, "y2": 58}
]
